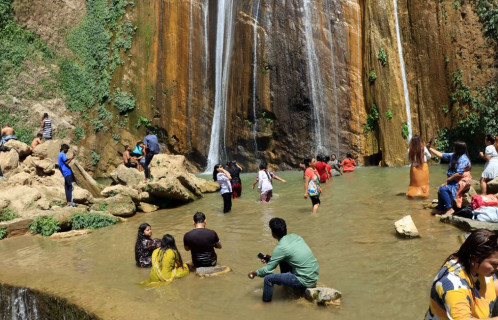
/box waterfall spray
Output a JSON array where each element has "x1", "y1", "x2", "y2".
[{"x1": 251, "y1": 0, "x2": 261, "y2": 157}]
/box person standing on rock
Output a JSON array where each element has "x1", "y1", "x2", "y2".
[
  {"x1": 40, "y1": 113, "x2": 52, "y2": 140},
  {"x1": 58, "y1": 144, "x2": 76, "y2": 207},
  {"x1": 183, "y1": 212, "x2": 222, "y2": 268},
  {"x1": 247, "y1": 217, "x2": 319, "y2": 302},
  {"x1": 143, "y1": 129, "x2": 159, "y2": 182}
]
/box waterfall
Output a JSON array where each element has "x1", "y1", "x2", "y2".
[
  {"x1": 393, "y1": 0, "x2": 412, "y2": 140},
  {"x1": 202, "y1": 0, "x2": 209, "y2": 95},
  {"x1": 206, "y1": 0, "x2": 234, "y2": 172},
  {"x1": 251, "y1": 0, "x2": 261, "y2": 156},
  {"x1": 187, "y1": 0, "x2": 194, "y2": 149},
  {"x1": 302, "y1": 0, "x2": 328, "y2": 154},
  {"x1": 355, "y1": 0, "x2": 362, "y2": 156},
  {"x1": 324, "y1": 2, "x2": 340, "y2": 155}
]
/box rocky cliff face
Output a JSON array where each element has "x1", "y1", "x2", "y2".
[{"x1": 5, "y1": 0, "x2": 496, "y2": 174}]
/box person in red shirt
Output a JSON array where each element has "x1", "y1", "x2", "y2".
[
  {"x1": 341, "y1": 153, "x2": 356, "y2": 172},
  {"x1": 314, "y1": 155, "x2": 329, "y2": 183}
]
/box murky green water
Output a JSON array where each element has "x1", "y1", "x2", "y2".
[{"x1": 0, "y1": 165, "x2": 482, "y2": 319}]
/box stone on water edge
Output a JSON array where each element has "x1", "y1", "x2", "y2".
[
  {"x1": 305, "y1": 287, "x2": 342, "y2": 306},
  {"x1": 394, "y1": 215, "x2": 420, "y2": 238},
  {"x1": 195, "y1": 265, "x2": 231, "y2": 277},
  {"x1": 440, "y1": 215, "x2": 498, "y2": 232},
  {"x1": 50, "y1": 229, "x2": 93, "y2": 239},
  {"x1": 110, "y1": 164, "x2": 144, "y2": 186},
  {"x1": 138, "y1": 202, "x2": 159, "y2": 213}
]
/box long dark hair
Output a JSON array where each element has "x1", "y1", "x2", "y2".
[
  {"x1": 408, "y1": 136, "x2": 424, "y2": 166},
  {"x1": 485, "y1": 134, "x2": 495, "y2": 145},
  {"x1": 212, "y1": 164, "x2": 220, "y2": 181},
  {"x1": 156, "y1": 234, "x2": 185, "y2": 270},
  {"x1": 303, "y1": 157, "x2": 313, "y2": 168},
  {"x1": 446, "y1": 229, "x2": 498, "y2": 277},
  {"x1": 450, "y1": 141, "x2": 469, "y2": 171},
  {"x1": 135, "y1": 223, "x2": 151, "y2": 265}
]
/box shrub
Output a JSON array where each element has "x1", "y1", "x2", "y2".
[
  {"x1": 70, "y1": 213, "x2": 118, "y2": 230},
  {"x1": 368, "y1": 70, "x2": 377, "y2": 84},
  {"x1": 385, "y1": 109, "x2": 393, "y2": 120},
  {"x1": 0, "y1": 227, "x2": 6, "y2": 240},
  {"x1": 470, "y1": 0, "x2": 498, "y2": 41},
  {"x1": 113, "y1": 89, "x2": 136, "y2": 114},
  {"x1": 90, "y1": 150, "x2": 101, "y2": 166},
  {"x1": 74, "y1": 126, "x2": 85, "y2": 143},
  {"x1": 402, "y1": 123, "x2": 409, "y2": 139},
  {"x1": 363, "y1": 104, "x2": 379, "y2": 133},
  {"x1": 377, "y1": 47, "x2": 387, "y2": 67},
  {"x1": 136, "y1": 116, "x2": 152, "y2": 129},
  {"x1": 0, "y1": 207, "x2": 18, "y2": 221},
  {"x1": 29, "y1": 216, "x2": 60, "y2": 236}
]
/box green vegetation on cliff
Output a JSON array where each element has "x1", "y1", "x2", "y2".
[
  {"x1": 436, "y1": 69, "x2": 498, "y2": 156},
  {"x1": 470, "y1": 0, "x2": 498, "y2": 41},
  {"x1": 0, "y1": 227, "x2": 6, "y2": 240}
]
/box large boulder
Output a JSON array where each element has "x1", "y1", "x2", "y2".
[
  {"x1": 73, "y1": 186, "x2": 93, "y2": 205},
  {"x1": 394, "y1": 215, "x2": 420, "y2": 238},
  {"x1": 4, "y1": 140, "x2": 31, "y2": 158},
  {"x1": 0, "y1": 149, "x2": 19, "y2": 174},
  {"x1": 145, "y1": 179, "x2": 196, "y2": 202},
  {"x1": 32, "y1": 139, "x2": 69, "y2": 163},
  {"x1": 440, "y1": 215, "x2": 498, "y2": 231},
  {"x1": 138, "y1": 202, "x2": 159, "y2": 213},
  {"x1": 110, "y1": 164, "x2": 144, "y2": 186},
  {"x1": 0, "y1": 217, "x2": 33, "y2": 237},
  {"x1": 487, "y1": 177, "x2": 498, "y2": 195},
  {"x1": 101, "y1": 185, "x2": 140, "y2": 202},
  {"x1": 0, "y1": 186, "x2": 41, "y2": 214},
  {"x1": 32, "y1": 157, "x2": 56, "y2": 175},
  {"x1": 100, "y1": 194, "x2": 136, "y2": 217},
  {"x1": 70, "y1": 160, "x2": 102, "y2": 197},
  {"x1": 8, "y1": 172, "x2": 32, "y2": 186}
]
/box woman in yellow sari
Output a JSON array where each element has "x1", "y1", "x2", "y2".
[
  {"x1": 142, "y1": 234, "x2": 189, "y2": 286},
  {"x1": 406, "y1": 136, "x2": 431, "y2": 198}
]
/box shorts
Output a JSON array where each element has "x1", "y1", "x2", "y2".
[
  {"x1": 261, "y1": 190, "x2": 273, "y2": 203},
  {"x1": 310, "y1": 195, "x2": 320, "y2": 206}
]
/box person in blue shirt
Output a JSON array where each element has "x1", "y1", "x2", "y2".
[
  {"x1": 428, "y1": 141, "x2": 471, "y2": 215},
  {"x1": 143, "y1": 129, "x2": 160, "y2": 182},
  {"x1": 58, "y1": 144, "x2": 76, "y2": 207}
]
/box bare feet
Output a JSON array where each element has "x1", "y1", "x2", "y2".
[{"x1": 441, "y1": 208, "x2": 455, "y2": 217}]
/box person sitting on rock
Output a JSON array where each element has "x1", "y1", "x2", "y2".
[
  {"x1": 247, "y1": 217, "x2": 319, "y2": 302},
  {"x1": 123, "y1": 145, "x2": 137, "y2": 169},
  {"x1": 31, "y1": 133, "x2": 43, "y2": 149},
  {"x1": 183, "y1": 212, "x2": 222, "y2": 268},
  {"x1": 1, "y1": 123, "x2": 17, "y2": 143},
  {"x1": 141, "y1": 234, "x2": 189, "y2": 285},
  {"x1": 58, "y1": 144, "x2": 76, "y2": 207}
]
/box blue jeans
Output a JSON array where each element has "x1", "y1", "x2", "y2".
[
  {"x1": 437, "y1": 184, "x2": 453, "y2": 211},
  {"x1": 262, "y1": 272, "x2": 306, "y2": 302}
]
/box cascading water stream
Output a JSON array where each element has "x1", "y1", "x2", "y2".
[
  {"x1": 324, "y1": 1, "x2": 340, "y2": 155},
  {"x1": 393, "y1": 0, "x2": 412, "y2": 140},
  {"x1": 355, "y1": 0, "x2": 362, "y2": 156},
  {"x1": 302, "y1": 0, "x2": 328, "y2": 154},
  {"x1": 202, "y1": 0, "x2": 209, "y2": 96},
  {"x1": 251, "y1": 0, "x2": 261, "y2": 156},
  {"x1": 187, "y1": 0, "x2": 194, "y2": 150},
  {"x1": 206, "y1": 0, "x2": 234, "y2": 172}
]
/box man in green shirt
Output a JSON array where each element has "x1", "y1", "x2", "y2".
[{"x1": 248, "y1": 217, "x2": 319, "y2": 302}]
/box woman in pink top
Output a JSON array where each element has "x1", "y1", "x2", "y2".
[
  {"x1": 341, "y1": 153, "x2": 356, "y2": 172},
  {"x1": 303, "y1": 157, "x2": 321, "y2": 214}
]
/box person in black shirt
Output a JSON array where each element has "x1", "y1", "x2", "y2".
[
  {"x1": 183, "y1": 212, "x2": 222, "y2": 268},
  {"x1": 229, "y1": 160, "x2": 243, "y2": 199}
]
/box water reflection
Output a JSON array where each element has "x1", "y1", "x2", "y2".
[{"x1": 0, "y1": 165, "x2": 479, "y2": 319}]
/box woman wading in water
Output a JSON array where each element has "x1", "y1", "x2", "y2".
[
  {"x1": 426, "y1": 229, "x2": 498, "y2": 319},
  {"x1": 135, "y1": 223, "x2": 161, "y2": 268},
  {"x1": 213, "y1": 164, "x2": 232, "y2": 213},
  {"x1": 141, "y1": 234, "x2": 189, "y2": 286},
  {"x1": 303, "y1": 157, "x2": 321, "y2": 214},
  {"x1": 406, "y1": 136, "x2": 431, "y2": 198}
]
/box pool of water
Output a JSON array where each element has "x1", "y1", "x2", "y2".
[{"x1": 0, "y1": 165, "x2": 481, "y2": 319}]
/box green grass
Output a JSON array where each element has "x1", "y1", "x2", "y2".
[
  {"x1": 70, "y1": 213, "x2": 118, "y2": 230},
  {"x1": 29, "y1": 216, "x2": 60, "y2": 237}
]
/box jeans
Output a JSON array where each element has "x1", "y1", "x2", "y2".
[
  {"x1": 222, "y1": 192, "x2": 232, "y2": 213},
  {"x1": 437, "y1": 184, "x2": 453, "y2": 211},
  {"x1": 262, "y1": 272, "x2": 306, "y2": 302},
  {"x1": 64, "y1": 175, "x2": 74, "y2": 203},
  {"x1": 143, "y1": 152, "x2": 155, "y2": 179}
]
